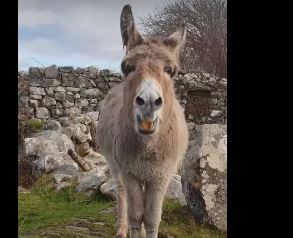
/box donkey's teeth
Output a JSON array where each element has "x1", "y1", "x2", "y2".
[{"x1": 140, "y1": 121, "x2": 153, "y2": 130}]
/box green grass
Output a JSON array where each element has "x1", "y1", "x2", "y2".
[
  {"x1": 18, "y1": 185, "x2": 116, "y2": 237},
  {"x1": 18, "y1": 183, "x2": 226, "y2": 238},
  {"x1": 160, "y1": 200, "x2": 225, "y2": 238}
]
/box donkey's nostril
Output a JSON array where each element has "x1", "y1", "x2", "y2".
[
  {"x1": 135, "y1": 96, "x2": 145, "y2": 106},
  {"x1": 154, "y1": 97, "x2": 163, "y2": 107}
]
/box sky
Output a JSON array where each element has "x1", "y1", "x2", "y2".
[{"x1": 18, "y1": 0, "x2": 171, "y2": 72}]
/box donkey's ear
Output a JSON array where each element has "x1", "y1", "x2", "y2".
[
  {"x1": 163, "y1": 25, "x2": 186, "y2": 53},
  {"x1": 120, "y1": 5, "x2": 143, "y2": 52}
]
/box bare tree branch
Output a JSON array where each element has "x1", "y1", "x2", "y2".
[{"x1": 139, "y1": 0, "x2": 227, "y2": 78}]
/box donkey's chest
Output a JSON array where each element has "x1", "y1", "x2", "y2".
[
  {"x1": 117, "y1": 142, "x2": 176, "y2": 181},
  {"x1": 127, "y1": 152, "x2": 167, "y2": 181}
]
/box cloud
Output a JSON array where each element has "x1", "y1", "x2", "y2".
[{"x1": 18, "y1": 0, "x2": 170, "y2": 71}]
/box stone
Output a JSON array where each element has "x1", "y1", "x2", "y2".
[
  {"x1": 219, "y1": 81, "x2": 227, "y2": 87},
  {"x1": 82, "y1": 106, "x2": 95, "y2": 113},
  {"x1": 24, "y1": 130, "x2": 78, "y2": 173},
  {"x1": 62, "y1": 80, "x2": 75, "y2": 87},
  {"x1": 18, "y1": 186, "x2": 31, "y2": 193},
  {"x1": 182, "y1": 124, "x2": 227, "y2": 231},
  {"x1": 52, "y1": 165, "x2": 79, "y2": 190},
  {"x1": 63, "y1": 100, "x2": 75, "y2": 108},
  {"x1": 59, "y1": 66, "x2": 74, "y2": 72},
  {"x1": 62, "y1": 72, "x2": 75, "y2": 81},
  {"x1": 165, "y1": 174, "x2": 187, "y2": 206},
  {"x1": 53, "y1": 173, "x2": 74, "y2": 186},
  {"x1": 29, "y1": 94, "x2": 42, "y2": 100},
  {"x1": 53, "y1": 86, "x2": 66, "y2": 92},
  {"x1": 54, "y1": 92, "x2": 66, "y2": 101},
  {"x1": 100, "y1": 178, "x2": 116, "y2": 200},
  {"x1": 75, "y1": 142, "x2": 91, "y2": 157},
  {"x1": 75, "y1": 170, "x2": 108, "y2": 196},
  {"x1": 83, "y1": 67, "x2": 99, "y2": 78},
  {"x1": 85, "y1": 111, "x2": 100, "y2": 121},
  {"x1": 45, "y1": 87, "x2": 54, "y2": 96},
  {"x1": 19, "y1": 107, "x2": 34, "y2": 117},
  {"x1": 56, "y1": 102, "x2": 62, "y2": 109},
  {"x1": 111, "y1": 72, "x2": 121, "y2": 78},
  {"x1": 108, "y1": 77, "x2": 121, "y2": 82},
  {"x1": 74, "y1": 93, "x2": 80, "y2": 99},
  {"x1": 76, "y1": 67, "x2": 85, "y2": 74},
  {"x1": 82, "y1": 151, "x2": 107, "y2": 169},
  {"x1": 28, "y1": 99, "x2": 38, "y2": 108},
  {"x1": 42, "y1": 96, "x2": 56, "y2": 107},
  {"x1": 73, "y1": 134, "x2": 89, "y2": 144},
  {"x1": 64, "y1": 107, "x2": 82, "y2": 116},
  {"x1": 65, "y1": 94, "x2": 75, "y2": 102},
  {"x1": 18, "y1": 114, "x2": 28, "y2": 121},
  {"x1": 19, "y1": 89, "x2": 29, "y2": 97},
  {"x1": 188, "y1": 81, "x2": 197, "y2": 89},
  {"x1": 80, "y1": 88, "x2": 100, "y2": 98},
  {"x1": 212, "y1": 98, "x2": 218, "y2": 104},
  {"x1": 29, "y1": 67, "x2": 44, "y2": 79},
  {"x1": 38, "y1": 154, "x2": 64, "y2": 173},
  {"x1": 75, "y1": 76, "x2": 92, "y2": 88},
  {"x1": 99, "y1": 69, "x2": 110, "y2": 77},
  {"x1": 187, "y1": 122, "x2": 195, "y2": 131},
  {"x1": 58, "y1": 117, "x2": 70, "y2": 127},
  {"x1": 44, "y1": 65, "x2": 59, "y2": 79},
  {"x1": 51, "y1": 108, "x2": 63, "y2": 117},
  {"x1": 109, "y1": 81, "x2": 120, "y2": 88},
  {"x1": 43, "y1": 120, "x2": 62, "y2": 132},
  {"x1": 90, "y1": 99, "x2": 97, "y2": 104},
  {"x1": 69, "y1": 114, "x2": 92, "y2": 125},
  {"x1": 28, "y1": 77, "x2": 44, "y2": 87},
  {"x1": 178, "y1": 85, "x2": 185, "y2": 92},
  {"x1": 63, "y1": 123, "x2": 91, "y2": 144},
  {"x1": 44, "y1": 78, "x2": 61, "y2": 87},
  {"x1": 211, "y1": 92, "x2": 222, "y2": 98},
  {"x1": 35, "y1": 107, "x2": 49, "y2": 119},
  {"x1": 19, "y1": 96, "x2": 29, "y2": 107},
  {"x1": 210, "y1": 110, "x2": 222, "y2": 118},
  {"x1": 29, "y1": 86, "x2": 46, "y2": 95},
  {"x1": 188, "y1": 114, "x2": 194, "y2": 121},
  {"x1": 66, "y1": 87, "x2": 80, "y2": 93},
  {"x1": 96, "y1": 81, "x2": 105, "y2": 89},
  {"x1": 89, "y1": 79, "x2": 96, "y2": 87},
  {"x1": 75, "y1": 98, "x2": 89, "y2": 107}
]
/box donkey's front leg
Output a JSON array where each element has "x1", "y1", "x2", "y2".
[
  {"x1": 122, "y1": 173, "x2": 144, "y2": 238},
  {"x1": 143, "y1": 177, "x2": 170, "y2": 238}
]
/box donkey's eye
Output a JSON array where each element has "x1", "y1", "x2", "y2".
[
  {"x1": 123, "y1": 65, "x2": 136, "y2": 76},
  {"x1": 121, "y1": 61, "x2": 136, "y2": 76},
  {"x1": 164, "y1": 66, "x2": 173, "y2": 76}
]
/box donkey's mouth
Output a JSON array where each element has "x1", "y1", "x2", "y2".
[{"x1": 137, "y1": 115, "x2": 158, "y2": 134}]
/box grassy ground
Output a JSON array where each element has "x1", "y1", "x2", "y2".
[{"x1": 18, "y1": 181, "x2": 226, "y2": 238}]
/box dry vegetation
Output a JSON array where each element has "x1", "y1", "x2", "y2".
[{"x1": 140, "y1": 0, "x2": 227, "y2": 78}]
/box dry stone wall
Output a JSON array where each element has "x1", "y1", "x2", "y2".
[{"x1": 18, "y1": 65, "x2": 226, "y2": 124}]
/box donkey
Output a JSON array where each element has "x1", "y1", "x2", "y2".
[{"x1": 96, "y1": 5, "x2": 189, "y2": 238}]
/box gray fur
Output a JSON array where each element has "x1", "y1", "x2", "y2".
[{"x1": 96, "y1": 5, "x2": 188, "y2": 238}]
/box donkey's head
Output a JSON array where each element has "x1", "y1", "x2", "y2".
[{"x1": 120, "y1": 5, "x2": 186, "y2": 136}]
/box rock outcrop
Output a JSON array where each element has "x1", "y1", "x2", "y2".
[{"x1": 181, "y1": 124, "x2": 227, "y2": 231}]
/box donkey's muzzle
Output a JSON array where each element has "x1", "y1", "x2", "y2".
[{"x1": 136, "y1": 115, "x2": 158, "y2": 134}]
